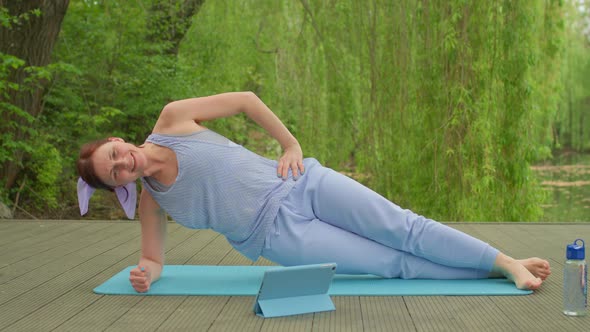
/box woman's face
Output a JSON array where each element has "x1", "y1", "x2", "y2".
[{"x1": 90, "y1": 138, "x2": 146, "y2": 187}]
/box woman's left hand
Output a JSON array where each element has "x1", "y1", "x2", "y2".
[{"x1": 278, "y1": 143, "x2": 304, "y2": 180}]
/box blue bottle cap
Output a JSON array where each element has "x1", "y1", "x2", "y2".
[{"x1": 566, "y1": 239, "x2": 585, "y2": 260}]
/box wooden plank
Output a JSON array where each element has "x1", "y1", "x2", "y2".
[
  {"x1": 155, "y1": 230, "x2": 235, "y2": 331},
  {"x1": 0, "y1": 222, "x2": 43, "y2": 239},
  {"x1": 163, "y1": 229, "x2": 220, "y2": 265},
  {"x1": 52, "y1": 228, "x2": 221, "y2": 332},
  {"x1": 1, "y1": 221, "x2": 589, "y2": 332},
  {"x1": 199, "y1": 234, "x2": 260, "y2": 331},
  {"x1": 207, "y1": 296, "x2": 264, "y2": 332},
  {"x1": 219, "y1": 245, "x2": 253, "y2": 266},
  {"x1": 407, "y1": 295, "x2": 521, "y2": 332},
  {"x1": 156, "y1": 229, "x2": 277, "y2": 331},
  {"x1": 455, "y1": 224, "x2": 589, "y2": 331},
  {"x1": 156, "y1": 296, "x2": 229, "y2": 331},
  {"x1": 0, "y1": 223, "x2": 112, "y2": 283},
  {"x1": 14, "y1": 223, "x2": 192, "y2": 332},
  {"x1": 52, "y1": 296, "x2": 142, "y2": 332},
  {"x1": 518, "y1": 224, "x2": 590, "y2": 263},
  {"x1": 104, "y1": 297, "x2": 187, "y2": 332},
  {"x1": 254, "y1": 256, "x2": 277, "y2": 267},
  {"x1": 0, "y1": 222, "x2": 76, "y2": 250},
  {"x1": 157, "y1": 227, "x2": 265, "y2": 332},
  {"x1": 476, "y1": 224, "x2": 561, "y2": 258},
  {"x1": 360, "y1": 297, "x2": 415, "y2": 332},
  {"x1": 0, "y1": 220, "x2": 17, "y2": 228},
  {"x1": 0, "y1": 223, "x2": 141, "y2": 330},
  {"x1": 491, "y1": 291, "x2": 587, "y2": 331},
  {"x1": 84, "y1": 231, "x2": 236, "y2": 331},
  {"x1": 0, "y1": 223, "x2": 137, "y2": 304},
  {"x1": 312, "y1": 296, "x2": 363, "y2": 332},
  {"x1": 260, "y1": 312, "x2": 313, "y2": 332},
  {"x1": 489, "y1": 264, "x2": 588, "y2": 331},
  {"x1": 185, "y1": 234, "x2": 234, "y2": 265}
]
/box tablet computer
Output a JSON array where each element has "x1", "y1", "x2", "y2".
[{"x1": 253, "y1": 263, "x2": 337, "y2": 318}]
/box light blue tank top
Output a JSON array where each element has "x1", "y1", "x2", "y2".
[{"x1": 141, "y1": 129, "x2": 318, "y2": 261}]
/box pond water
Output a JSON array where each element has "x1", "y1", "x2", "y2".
[{"x1": 533, "y1": 153, "x2": 590, "y2": 222}]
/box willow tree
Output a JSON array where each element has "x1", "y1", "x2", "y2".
[
  {"x1": 178, "y1": 0, "x2": 564, "y2": 221},
  {"x1": 558, "y1": 1, "x2": 590, "y2": 151},
  {"x1": 352, "y1": 1, "x2": 561, "y2": 221}
]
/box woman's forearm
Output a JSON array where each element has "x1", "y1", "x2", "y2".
[
  {"x1": 244, "y1": 94, "x2": 300, "y2": 150},
  {"x1": 138, "y1": 257, "x2": 163, "y2": 282}
]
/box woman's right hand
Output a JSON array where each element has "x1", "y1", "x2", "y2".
[{"x1": 129, "y1": 265, "x2": 152, "y2": 293}]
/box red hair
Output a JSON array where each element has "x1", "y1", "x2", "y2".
[{"x1": 76, "y1": 139, "x2": 114, "y2": 191}]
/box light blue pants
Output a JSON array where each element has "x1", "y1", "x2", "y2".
[{"x1": 262, "y1": 164, "x2": 499, "y2": 279}]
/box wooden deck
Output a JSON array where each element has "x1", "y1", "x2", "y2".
[{"x1": 0, "y1": 220, "x2": 588, "y2": 331}]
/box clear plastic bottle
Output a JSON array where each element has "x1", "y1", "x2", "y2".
[{"x1": 563, "y1": 238, "x2": 587, "y2": 316}]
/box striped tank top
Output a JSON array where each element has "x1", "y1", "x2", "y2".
[{"x1": 140, "y1": 129, "x2": 318, "y2": 261}]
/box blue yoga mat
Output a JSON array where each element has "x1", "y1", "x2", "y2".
[{"x1": 94, "y1": 265, "x2": 532, "y2": 296}]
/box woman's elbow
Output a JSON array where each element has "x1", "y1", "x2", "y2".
[
  {"x1": 157, "y1": 101, "x2": 183, "y2": 125},
  {"x1": 241, "y1": 91, "x2": 257, "y2": 99},
  {"x1": 241, "y1": 91, "x2": 260, "y2": 112},
  {"x1": 161, "y1": 101, "x2": 178, "y2": 115}
]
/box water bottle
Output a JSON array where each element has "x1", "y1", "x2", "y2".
[{"x1": 563, "y1": 238, "x2": 587, "y2": 316}]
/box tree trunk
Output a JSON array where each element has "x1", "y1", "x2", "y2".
[
  {"x1": 146, "y1": 0, "x2": 206, "y2": 56},
  {"x1": 0, "y1": 0, "x2": 70, "y2": 191}
]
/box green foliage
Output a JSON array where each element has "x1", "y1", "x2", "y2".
[
  {"x1": 0, "y1": 54, "x2": 25, "y2": 157},
  {"x1": 180, "y1": 0, "x2": 568, "y2": 221},
  {"x1": 0, "y1": 54, "x2": 31, "y2": 169},
  {"x1": 0, "y1": 5, "x2": 68, "y2": 209},
  {"x1": 557, "y1": 1, "x2": 590, "y2": 151},
  {"x1": 0, "y1": 6, "x2": 41, "y2": 28},
  {"x1": 0, "y1": 0, "x2": 582, "y2": 221},
  {"x1": 0, "y1": 58, "x2": 80, "y2": 212},
  {"x1": 28, "y1": 142, "x2": 63, "y2": 209}
]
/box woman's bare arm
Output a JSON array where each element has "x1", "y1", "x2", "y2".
[
  {"x1": 155, "y1": 92, "x2": 304, "y2": 178},
  {"x1": 129, "y1": 188, "x2": 167, "y2": 292}
]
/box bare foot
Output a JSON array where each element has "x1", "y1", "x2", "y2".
[
  {"x1": 493, "y1": 253, "x2": 543, "y2": 290},
  {"x1": 517, "y1": 257, "x2": 551, "y2": 280}
]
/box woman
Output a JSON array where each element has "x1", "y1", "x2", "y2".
[{"x1": 76, "y1": 92, "x2": 550, "y2": 293}]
